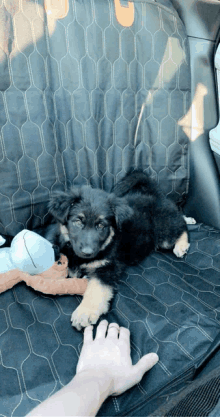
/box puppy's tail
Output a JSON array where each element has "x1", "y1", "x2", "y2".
[{"x1": 112, "y1": 169, "x2": 163, "y2": 198}]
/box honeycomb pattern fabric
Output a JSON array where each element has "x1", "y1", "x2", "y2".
[
  {"x1": 1, "y1": 223, "x2": 220, "y2": 416},
  {"x1": 0, "y1": 0, "x2": 190, "y2": 236}
]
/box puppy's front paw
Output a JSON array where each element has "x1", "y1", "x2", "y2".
[
  {"x1": 71, "y1": 305, "x2": 100, "y2": 331},
  {"x1": 71, "y1": 278, "x2": 114, "y2": 331},
  {"x1": 173, "y1": 231, "x2": 190, "y2": 258}
]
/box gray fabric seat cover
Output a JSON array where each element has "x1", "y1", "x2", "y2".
[
  {"x1": 1, "y1": 1, "x2": 220, "y2": 416},
  {"x1": 0, "y1": 0, "x2": 190, "y2": 237}
]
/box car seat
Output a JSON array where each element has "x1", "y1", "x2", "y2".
[{"x1": 0, "y1": 0, "x2": 220, "y2": 415}]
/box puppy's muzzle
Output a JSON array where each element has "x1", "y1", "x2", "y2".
[{"x1": 80, "y1": 246, "x2": 95, "y2": 258}]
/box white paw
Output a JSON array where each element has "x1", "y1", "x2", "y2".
[
  {"x1": 173, "y1": 241, "x2": 190, "y2": 258},
  {"x1": 183, "y1": 216, "x2": 196, "y2": 225},
  {"x1": 71, "y1": 304, "x2": 100, "y2": 331}
]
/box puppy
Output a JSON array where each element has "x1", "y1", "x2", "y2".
[{"x1": 44, "y1": 170, "x2": 193, "y2": 330}]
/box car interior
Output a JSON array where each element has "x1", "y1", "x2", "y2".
[{"x1": 0, "y1": 0, "x2": 220, "y2": 415}]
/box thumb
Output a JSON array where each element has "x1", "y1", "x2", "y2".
[{"x1": 132, "y1": 352, "x2": 159, "y2": 382}]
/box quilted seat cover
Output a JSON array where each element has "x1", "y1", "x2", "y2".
[
  {"x1": 2, "y1": 1, "x2": 220, "y2": 417},
  {"x1": 1, "y1": 223, "x2": 220, "y2": 416},
  {"x1": 0, "y1": 0, "x2": 190, "y2": 236}
]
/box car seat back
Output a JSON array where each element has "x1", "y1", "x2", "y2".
[{"x1": 0, "y1": 0, "x2": 190, "y2": 235}]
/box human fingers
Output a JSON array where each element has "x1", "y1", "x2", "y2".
[
  {"x1": 95, "y1": 320, "x2": 109, "y2": 339},
  {"x1": 83, "y1": 325, "x2": 94, "y2": 343},
  {"x1": 133, "y1": 353, "x2": 159, "y2": 382},
  {"x1": 107, "y1": 322, "x2": 120, "y2": 339},
  {"x1": 112, "y1": 353, "x2": 159, "y2": 396},
  {"x1": 118, "y1": 326, "x2": 130, "y2": 342}
]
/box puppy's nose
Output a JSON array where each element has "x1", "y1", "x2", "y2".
[{"x1": 81, "y1": 247, "x2": 94, "y2": 256}]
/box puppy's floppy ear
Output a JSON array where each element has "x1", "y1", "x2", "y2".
[
  {"x1": 109, "y1": 195, "x2": 133, "y2": 229},
  {"x1": 48, "y1": 188, "x2": 81, "y2": 224}
]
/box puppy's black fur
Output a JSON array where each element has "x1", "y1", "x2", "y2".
[{"x1": 41, "y1": 170, "x2": 188, "y2": 287}]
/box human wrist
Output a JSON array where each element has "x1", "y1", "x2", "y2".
[{"x1": 75, "y1": 369, "x2": 114, "y2": 400}]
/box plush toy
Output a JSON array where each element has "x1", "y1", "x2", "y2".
[{"x1": 0, "y1": 230, "x2": 88, "y2": 296}]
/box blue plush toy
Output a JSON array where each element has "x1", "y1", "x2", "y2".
[{"x1": 0, "y1": 229, "x2": 55, "y2": 275}]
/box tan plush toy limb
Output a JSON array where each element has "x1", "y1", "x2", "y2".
[
  {"x1": 0, "y1": 254, "x2": 88, "y2": 296},
  {"x1": 0, "y1": 230, "x2": 88, "y2": 296}
]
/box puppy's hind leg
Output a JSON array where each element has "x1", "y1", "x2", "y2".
[
  {"x1": 183, "y1": 215, "x2": 196, "y2": 225},
  {"x1": 173, "y1": 231, "x2": 190, "y2": 258},
  {"x1": 172, "y1": 216, "x2": 196, "y2": 258}
]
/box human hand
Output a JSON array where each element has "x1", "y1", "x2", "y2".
[{"x1": 76, "y1": 320, "x2": 159, "y2": 396}]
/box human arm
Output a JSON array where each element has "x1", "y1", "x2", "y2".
[
  {"x1": 26, "y1": 369, "x2": 112, "y2": 417},
  {"x1": 26, "y1": 320, "x2": 159, "y2": 416}
]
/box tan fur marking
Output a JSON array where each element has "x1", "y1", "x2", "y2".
[
  {"x1": 71, "y1": 278, "x2": 113, "y2": 330},
  {"x1": 81, "y1": 259, "x2": 110, "y2": 270},
  {"x1": 160, "y1": 241, "x2": 172, "y2": 249},
  {"x1": 60, "y1": 224, "x2": 70, "y2": 242},
  {"x1": 100, "y1": 226, "x2": 115, "y2": 251},
  {"x1": 173, "y1": 231, "x2": 190, "y2": 258}
]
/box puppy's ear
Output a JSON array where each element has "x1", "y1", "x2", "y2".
[
  {"x1": 109, "y1": 195, "x2": 133, "y2": 229},
  {"x1": 48, "y1": 188, "x2": 81, "y2": 224}
]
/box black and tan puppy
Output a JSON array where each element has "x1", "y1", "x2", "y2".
[{"x1": 44, "y1": 170, "x2": 194, "y2": 330}]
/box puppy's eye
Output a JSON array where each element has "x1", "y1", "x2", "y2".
[
  {"x1": 74, "y1": 220, "x2": 83, "y2": 228},
  {"x1": 97, "y1": 223, "x2": 105, "y2": 230}
]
